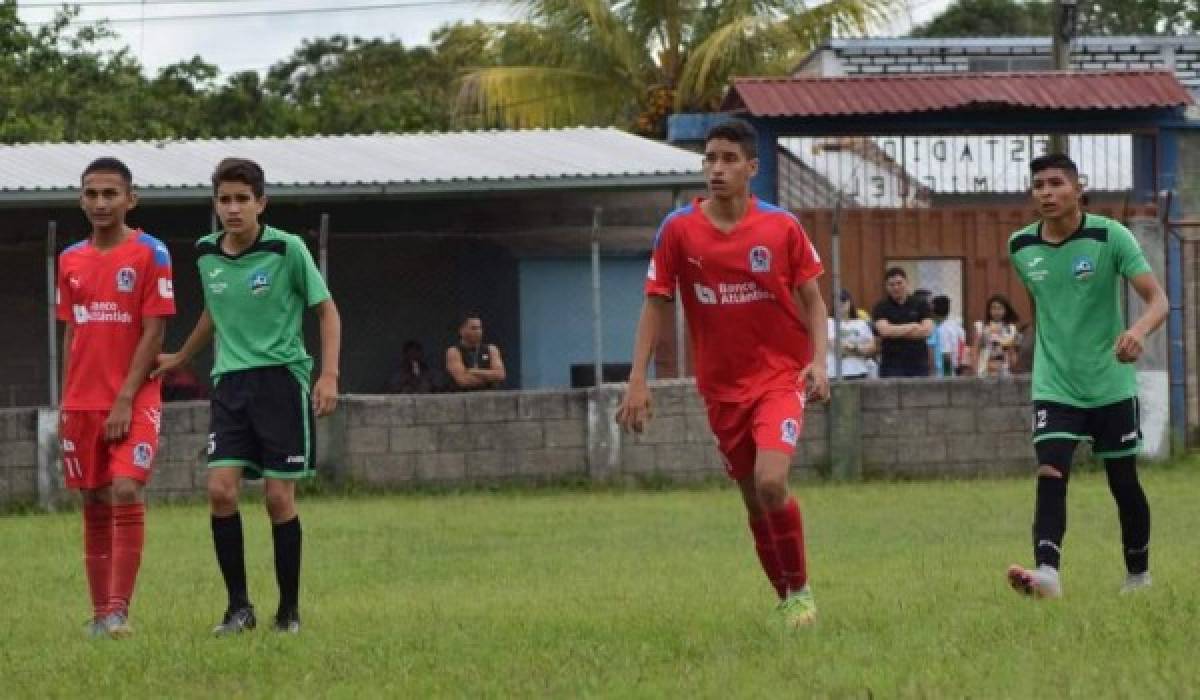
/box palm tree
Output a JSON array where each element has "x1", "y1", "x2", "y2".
[{"x1": 456, "y1": 0, "x2": 898, "y2": 136}]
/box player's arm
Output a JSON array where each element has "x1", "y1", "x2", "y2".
[
  {"x1": 106, "y1": 316, "x2": 167, "y2": 442},
  {"x1": 616, "y1": 295, "x2": 672, "y2": 433},
  {"x1": 312, "y1": 298, "x2": 341, "y2": 416},
  {"x1": 470, "y1": 345, "x2": 507, "y2": 384},
  {"x1": 908, "y1": 319, "x2": 935, "y2": 339},
  {"x1": 1115, "y1": 272, "x2": 1169, "y2": 363},
  {"x1": 153, "y1": 310, "x2": 214, "y2": 377},
  {"x1": 794, "y1": 280, "x2": 829, "y2": 401},
  {"x1": 446, "y1": 346, "x2": 486, "y2": 389}
]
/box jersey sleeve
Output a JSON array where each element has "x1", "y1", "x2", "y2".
[
  {"x1": 1111, "y1": 223, "x2": 1153, "y2": 279},
  {"x1": 644, "y1": 216, "x2": 679, "y2": 299},
  {"x1": 56, "y1": 254, "x2": 72, "y2": 322},
  {"x1": 788, "y1": 219, "x2": 824, "y2": 287},
  {"x1": 289, "y1": 237, "x2": 332, "y2": 307},
  {"x1": 141, "y1": 240, "x2": 176, "y2": 318}
]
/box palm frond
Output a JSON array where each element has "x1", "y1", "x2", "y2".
[{"x1": 455, "y1": 65, "x2": 637, "y2": 128}]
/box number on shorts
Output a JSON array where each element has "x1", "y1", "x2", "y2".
[{"x1": 1033, "y1": 409, "x2": 1048, "y2": 432}]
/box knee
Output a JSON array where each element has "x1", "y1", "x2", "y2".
[
  {"x1": 756, "y1": 477, "x2": 789, "y2": 511},
  {"x1": 109, "y1": 479, "x2": 141, "y2": 504},
  {"x1": 208, "y1": 479, "x2": 239, "y2": 513},
  {"x1": 264, "y1": 488, "x2": 295, "y2": 522},
  {"x1": 1037, "y1": 465, "x2": 1065, "y2": 479}
]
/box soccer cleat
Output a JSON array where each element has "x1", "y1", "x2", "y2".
[
  {"x1": 776, "y1": 587, "x2": 818, "y2": 628},
  {"x1": 212, "y1": 605, "x2": 257, "y2": 636},
  {"x1": 101, "y1": 610, "x2": 134, "y2": 639},
  {"x1": 272, "y1": 608, "x2": 301, "y2": 634},
  {"x1": 84, "y1": 618, "x2": 108, "y2": 640},
  {"x1": 1006, "y1": 564, "x2": 1062, "y2": 599},
  {"x1": 1120, "y1": 572, "x2": 1152, "y2": 595}
]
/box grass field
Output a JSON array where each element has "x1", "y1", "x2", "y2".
[{"x1": 2, "y1": 466, "x2": 1199, "y2": 698}]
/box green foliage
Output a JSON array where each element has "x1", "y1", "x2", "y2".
[
  {"x1": 3, "y1": 470, "x2": 1200, "y2": 695},
  {"x1": 912, "y1": 0, "x2": 1200, "y2": 37}
]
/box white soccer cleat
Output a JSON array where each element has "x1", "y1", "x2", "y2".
[
  {"x1": 1120, "y1": 572, "x2": 1152, "y2": 595},
  {"x1": 1006, "y1": 564, "x2": 1062, "y2": 599}
]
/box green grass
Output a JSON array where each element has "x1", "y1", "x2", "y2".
[{"x1": 3, "y1": 467, "x2": 1199, "y2": 698}]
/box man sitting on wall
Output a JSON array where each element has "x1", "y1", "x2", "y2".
[{"x1": 446, "y1": 312, "x2": 506, "y2": 391}]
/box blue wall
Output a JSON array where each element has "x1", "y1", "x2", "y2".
[{"x1": 519, "y1": 256, "x2": 649, "y2": 389}]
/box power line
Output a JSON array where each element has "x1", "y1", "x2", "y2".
[{"x1": 21, "y1": 0, "x2": 485, "y2": 26}]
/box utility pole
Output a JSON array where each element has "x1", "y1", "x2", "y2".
[{"x1": 1049, "y1": 0, "x2": 1078, "y2": 154}]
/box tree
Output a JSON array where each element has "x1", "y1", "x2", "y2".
[
  {"x1": 456, "y1": 0, "x2": 899, "y2": 137},
  {"x1": 912, "y1": 0, "x2": 1196, "y2": 37}
]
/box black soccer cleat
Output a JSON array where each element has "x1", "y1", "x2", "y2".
[
  {"x1": 212, "y1": 604, "x2": 257, "y2": 636},
  {"x1": 272, "y1": 608, "x2": 301, "y2": 634}
]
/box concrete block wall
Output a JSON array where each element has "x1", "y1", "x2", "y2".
[{"x1": 0, "y1": 378, "x2": 1123, "y2": 509}]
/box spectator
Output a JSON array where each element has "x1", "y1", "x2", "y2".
[
  {"x1": 446, "y1": 312, "x2": 506, "y2": 391},
  {"x1": 872, "y1": 268, "x2": 934, "y2": 377},
  {"x1": 931, "y1": 295, "x2": 968, "y2": 377},
  {"x1": 826, "y1": 289, "x2": 876, "y2": 380},
  {"x1": 161, "y1": 364, "x2": 209, "y2": 401},
  {"x1": 974, "y1": 294, "x2": 1021, "y2": 377},
  {"x1": 386, "y1": 340, "x2": 446, "y2": 394}
]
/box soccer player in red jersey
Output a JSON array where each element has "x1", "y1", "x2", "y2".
[
  {"x1": 616, "y1": 119, "x2": 829, "y2": 627},
  {"x1": 57, "y1": 158, "x2": 175, "y2": 638}
]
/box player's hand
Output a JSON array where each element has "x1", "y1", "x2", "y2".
[
  {"x1": 313, "y1": 372, "x2": 339, "y2": 417},
  {"x1": 150, "y1": 352, "x2": 183, "y2": 379},
  {"x1": 104, "y1": 396, "x2": 133, "y2": 442},
  {"x1": 615, "y1": 381, "x2": 652, "y2": 433},
  {"x1": 803, "y1": 364, "x2": 831, "y2": 403},
  {"x1": 1115, "y1": 330, "x2": 1145, "y2": 364}
]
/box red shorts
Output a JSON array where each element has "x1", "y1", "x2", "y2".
[
  {"x1": 60, "y1": 408, "x2": 161, "y2": 490},
  {"x1": 704, "y1": 388, "x2": 806, "y2": 481}
]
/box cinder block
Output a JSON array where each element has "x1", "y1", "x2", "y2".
[
  {"x1": 950, "y1": 380, "x2": 997, "y2": 408},
  {"x1": 566, "y1": 392, "x2": 589, "y2": 420},
  {"x1": 654, "y1": 442, "x2": 714, "y2": 473},
  {"x1": 436, "y1": 424, "x2": 472, "y2": 452},
  {"x1": 348, "y1": 426, "x2": 389, "y2": 454},
  {"x1": 464, "y1": 394, "x2": 519, "y2": 423},
  {"x1": 413, "y1": 395, "x2": 466, "y2": 425},
  {"x1": 865, "y1": 409, "x2": 925, "y2": 437},
  {"x1": 165, "y1": 433, "x2": 208, "y2": 462},
  {"x1": 899, "y1": 382, "x2": 949, "y2": 408},
  {"x1": 684, "y1": 412, "x2": 714, "y2": 443},
  {"x1": 863, "y1": 437, "x2": 898, "y2": 467},
  {"x1": 0, "y1": 442, "x2": 36, "y2": 468},
  {"x1": 191, "y1": 404, "x2": 212, "y2": 433},
  {"x1": 999, "y1": 379, "x2": 1032, "y2": 406},
  {"x1": 631, "y1": 415, "x2": 685, "y2": 445},
  {"x1": 544, "y1": 419, "x2": 585, "y2": 449},
  {"x1": 8, "y1": 467, "x2": 36, "y2": 500},
  {"x1": 466, "y1": 449, "x2": 518, "y2": 478},
  {"x1": 897, "y1": 436, "x2": 947, "y2": 464},
  {"x1": 926, "y1": 407, "x2": 976, "y2": 434},
  {"x1": 151, "y1": 460, "x2": 195, "y2": 491},
  {"x1": 979, "y1": 406, "x2": 1030, "y2": 434},
  {"x1": 803, "y1": 410, "x2": 827, "y2": 439},
  {"x1": 651, "y1": 383, "x2": 687, "y2": 416},
  {"x1": 518, "y1": 448, "x2": 587, "y2": 478},
  {"x1": 619, "y1": 444, "x2": 658, "y2": 475},
  {"x1": 517, "y1": 393, "x2": 568, "y2": 421},
  {"x1": 415, "y1": 452, "x2": 466, "y2": 481},
  {"x1": 389, "y1": 425, "x2": 438, "y2": 453},
  {"x1": 162, "y1": 405, "x2": 193, "y2": 434},
  {"x1": 861, "y1": 381, "x2": 899, "y2": 409},
  {"x1": 681, "y1": 391, "x2": 705, "y2": 416}
]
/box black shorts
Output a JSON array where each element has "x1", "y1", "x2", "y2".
[
  {"x1": 1032, "y1": 398, "x2": 1141, "y2": 463},
  {"x1": 208, "y1": 366, "x2": 315, "y2": 480}
]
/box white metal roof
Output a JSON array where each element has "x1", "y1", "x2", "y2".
[{"x1": 0, "y1": 128, "x2": 703, "y2": 204}]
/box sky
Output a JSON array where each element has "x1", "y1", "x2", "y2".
[{"x1": 16, "y1": 0, "x2": 953, "y2": 78}]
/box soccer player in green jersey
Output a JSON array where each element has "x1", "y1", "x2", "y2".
[
  {"x1": 1005, "y1": 154, "x2": 1167, "y2": 598},
  {"x1": 154, "y1": 158, "x2": 342, "y2": 633}
]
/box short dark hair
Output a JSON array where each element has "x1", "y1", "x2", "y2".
[
  {"x1": 81, "y1": 157, "x2": 133, "y2": 188},
  {"x1": 460, "y1": 311, "x2": 482, "y2": 327},
  {"x1": 212, "y1": 157, "x2": 266, "y2": 198},
  {"x1": 1030, "y1": 153, "x2": 1078, "y2": 180},
  {"x1": 885, "y1": 266, "x2": 907, "y2": 281},
  {"x1": 932, "y1": 295, "x2": 950, "y2": 317},
  {"x1": 704, "y1": 118, "x2": 758, "y2": 159}
]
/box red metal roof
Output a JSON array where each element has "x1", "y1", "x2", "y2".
[{"x1": 722, "y1": 71, "x2": 1193, "y2": 117}]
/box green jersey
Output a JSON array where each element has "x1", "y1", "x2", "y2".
[
  {"x1": 196, "y1": 226, "x2": 331, "y2": 386},
  {"x1": 1008, "y1": 213, "x2": 1151, "y2": 408}
]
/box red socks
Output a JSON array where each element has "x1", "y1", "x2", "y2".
[
  {"x1": 83, "y1": 502, "x2": 113, "y2": 619},
  {"x1": 749, "y1": 516, "x2": 786, "y2": 599},
  {"x1": 766, "y1": 498, "x2": 808, "y2": 595},
  {"x1": 109, "y1": 503, "x2": 146, "y2": 616}
]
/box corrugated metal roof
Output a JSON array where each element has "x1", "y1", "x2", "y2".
[
  {"x1": 722, "y1": 71, "x2": 1194, "y2": 117},
  {"x1": 0, "y1": 128, "x2": 703, "y2": 203}
]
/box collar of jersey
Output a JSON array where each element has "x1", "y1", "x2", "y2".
[
  {"x1": 1034, "y1": 212, "x2": 1088, "y2": 248},
  {"x1": 693, "y1": 195, "x2": 759, "y2": 235},
  {"x1": 215, "y1": 226, "x2": 270, "y2": 259}
]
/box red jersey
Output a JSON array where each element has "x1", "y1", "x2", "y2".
[
  {"x1": 56, "y1": 230, "x2": 176, "y2": 411},
  {"x1": 645, "y1": 197, "x2": 823, "y2": 402}
]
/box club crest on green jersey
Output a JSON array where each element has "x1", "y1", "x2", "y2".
[
  {"x1": 1071, "y1": 255, "x2": 1095, "y2": 280},
  {"x1": 250, "y1": 269, "x2": 271, "y2": 295}
]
